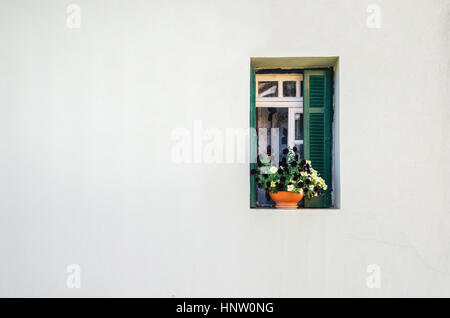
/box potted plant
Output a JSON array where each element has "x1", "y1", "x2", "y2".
[{"x1": 251, "y1": 147, "x2": 328, "y2": 209}]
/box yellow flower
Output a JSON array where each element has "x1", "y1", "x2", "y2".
[
  {"x1": 270, "y1": 181, "x2": 276, "y2": 187},
  {"x1": 323, "y1": 185, "x2": 328, "y2": 190}
]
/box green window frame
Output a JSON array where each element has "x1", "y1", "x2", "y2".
[{"x1": 250, "y1": 66, "x2": 257, "y2": 207}]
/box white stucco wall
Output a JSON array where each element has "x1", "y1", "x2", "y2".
[{"x1": 0, "y1": 0, "x2": 449, "y2": 297}]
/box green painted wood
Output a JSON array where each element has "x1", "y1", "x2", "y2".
[
  {"x1": 303, "y1": 69, "x2": 332, "y2": 208},
  {"x1": 250, "y1": 66, "x2": 257, "y2": 208}
]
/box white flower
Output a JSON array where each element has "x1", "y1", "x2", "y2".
[
  {"x1": 270, "y1": 181, "x2": 276, "y2": 187},
  {"x1": 300, "y1": 171, "x2": 307, "y2": 177},
  {"x1": 287, "y1": 184, "x2": 294, "y2": 192},
  {"x1": 309, "y1": 185, "x2": 315, "y2": 191},
  {"x1": 299, "y1": 188, "x2": 304, "y2": 195},
  {"x1": 269, "y1": 166, "x2": 277, "y2": 174},
  {"x1": 306, "y1": 160, "x2": 311, "y2": 165},
  {"x1": 323, "y1": 185, "x2": 328, "y2": 190}
]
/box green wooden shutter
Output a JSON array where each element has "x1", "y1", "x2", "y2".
[
  {"x1": 250, "y1": 66, "x2": 257, "y2": 208},
  {"x1": 303, "y1": 69, "x2": 332, "y2": 208}
]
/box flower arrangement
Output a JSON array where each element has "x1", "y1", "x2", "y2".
[{"x1": 251, "y1": 146, "x2": 327, "y2": 199}]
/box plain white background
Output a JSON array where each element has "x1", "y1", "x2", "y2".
[{"x1": 0, "y1": 0, "x2": 449, "y2": 297}]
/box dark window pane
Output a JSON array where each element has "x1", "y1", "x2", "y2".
[
  {"x1": 293, "y1": 143, "x2": 304, "y2": 161},
  {"x1": 295, "y1": 113, "x2": 303, "y2": 140},
  {"x1": 300, "y1": 80, "x2": 303, "y2": 97},
  {"x1": 283, "y1": 81, "x2": 296, "y2": 97},
  {"x1": 258, "y1": 81, "x2": 278, "y2": 97}
]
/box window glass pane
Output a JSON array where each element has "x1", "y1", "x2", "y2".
[
  {"x1": 255, "y1": 107, "x2": 289, "y2": 207},
  {"x1": 291, "y1": 143, "x2": 304, "y2": 162},
  {"x1": 295, "y1": 113, "x2": 303, "y2": 140},
  {"x1": 258, "y1": 81, "x2": 278, "y2": 97},
  {"x1": 283, "y1": 81, "x2": 296, "y2": 97}
]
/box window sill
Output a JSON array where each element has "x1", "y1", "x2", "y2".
[{"x1": 250, "y1": 207, "x2": 340, "y2": 211}]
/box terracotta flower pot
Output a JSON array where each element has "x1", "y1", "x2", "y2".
[{"x1": 269, "y1": 191, "x2": 304, "y2": 209}]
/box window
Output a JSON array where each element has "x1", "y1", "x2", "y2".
[
  {"x1": 258, "y1": 81, "x2": 278, "y2": 97},
  {"x1": 283, "y1": 81, "x2": 296, "y2": 97},
  {"x1": 289, "y1": 109, "x2": 303, "y2": 154},
  {"x1": 254, "y1": 74, "x2": 305, "y2": 207},
  {"x1": 250, "y1": 64, "x2": 336, "y2": 209},
  {"x1": 256, "y1": 74, "x2": 303, "y2": 148},
  {"x1": 256, "y1": 74, "x2": 303, "y2": 104}
]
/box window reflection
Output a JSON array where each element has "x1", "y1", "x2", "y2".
[
  {"x1": 283, "y1": 81, "x2": 296, "y2": 97},
  {"x1": 295, "y1": 113, "x2": 303, "y2": 140},
  {"x1": 258, "y1": 81, "x2": 278, "y2": 97}
]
